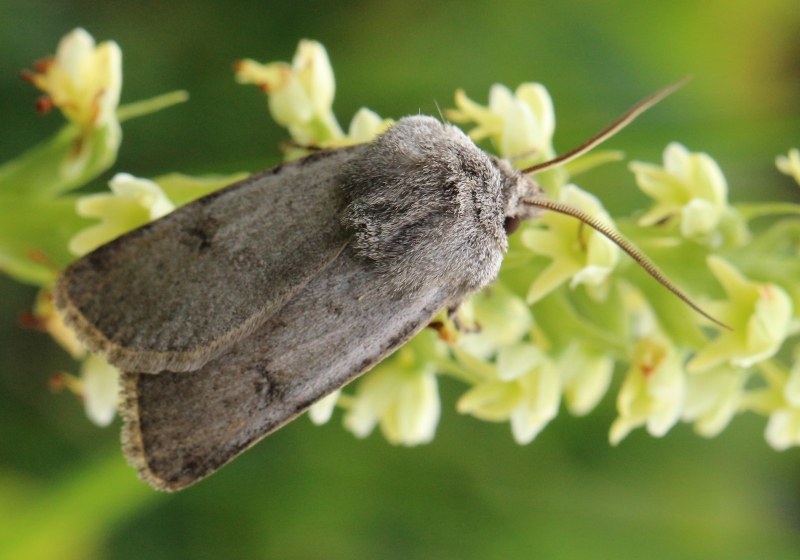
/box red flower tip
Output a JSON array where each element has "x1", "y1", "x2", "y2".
[
  {"x1": 33, "y1": 57, "x2": 54, "y2": 73},
  {"x1": 35, "y1": 95, "x2": 54, "y2": 114}
]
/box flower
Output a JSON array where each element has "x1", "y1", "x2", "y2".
[
  {"x1": 458, "y1": 285, "x2": 533, "y2": 359},
  {"x1": 68, "y1": 173, "x2": 175, "y2": 256},
  {"x1": 24, "y1": 28, "x2": 121, "y2": 130},
  {"x1": 321, "y1": 107, "x2": 392, "y2": 147},
  {"x1": 630, "y1": 143, "x2": 730, "y2": 242},
  {"x1": 51, "y1": 354, "x2": 120, "y2": 426},
  {"x1": 681, "y1": 366, "x2": 747, "y2": 437},
  {"x1": 235, "y1": 40, "x2": 343, "y2": 145},
  {"x1": 610, "y1": 337, "x2": 686, "y2": 444},
  {"x1": 22, "y1": 28, "x2": 123, "y2": 179},
  {"x1": 446, "y1": 82, "x2": 555, "y2": 167},
  {"x1": 687, "y1": 256, "x2": 792, "y2": 373},
  {"x1": 559, "y1": 341, "x2": 614, "y2": 416},
  {"x1": 764, "y1": 358, "x2": 800, "y2": 450},
  {"x1": 150, "y1": 171, "x2": 249, "y2": 206},
  {"x1": 79, "y1": 354, "x2": 120, "y2": 426},
  {"x1": 343, "y1": 367, "x2": 440, "y2": 446},
  {"x1": 776, "y1": 148, "x2": 800, "y2": 185},
  {"x1": 457, "y1": 343, "x2": 561, "y2": 444},
  {"x1": 33, "y1": 289, "x2": 86, "y2": 359},
  {"x1": 343, "y1": 331, "x2": 443, "y2": 445},
  {"x1": 765, "y1": 408, "x2": 800, "y2": 450},
  {"x1": 521, "y1": 184, "x2": 619, "y2": 303},
  {"x1": 308, "y1": 389, "x2": 341, "y2": 425}
]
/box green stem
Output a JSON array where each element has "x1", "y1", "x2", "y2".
[
  {"x1": 435, "y1": 358, "x2": 483, "y2": 385},
  {"x1": 117, "y1": 90, "x2": 190, "y2": 122},
  {"x1": 736, "y1": 202, "x2": 800, "y2": 221},
  {"x1": 757, "y1": 359, "x2": 789, "y2": 387}
]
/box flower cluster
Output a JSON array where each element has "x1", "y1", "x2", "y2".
[
  {"x1": 1, "y1": 29, "x2": 231, "y2": 425},
  {"x1": 3, "y1": 33, "x2": 799, "y2": 453}
]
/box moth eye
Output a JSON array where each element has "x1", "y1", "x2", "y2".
[{"x1": 503, "y1": 215, "x2": 521, "y2": 235}]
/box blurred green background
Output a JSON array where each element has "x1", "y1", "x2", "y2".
[{"x1": 2, "y1": 1, "x2": 800, "y2": 558}]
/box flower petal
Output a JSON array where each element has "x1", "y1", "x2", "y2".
[
  {"x1": 391, "y1": 372, "x2": 440, "y2": 445},
  {"x1": 560, "y1": 342, "x2": 614, "y2": 416},
  {"x1": 80, "y1": 354, "x2": 120, "y2": 426},
  {"x1": 293, "y1": 40, "x2": 335, "y2": 117},
  {"x1": 496, "y1": 343, "x2": 543, "y2": 382},
  {"x1": 680, "y1": 197, "x2": 721, "y2": 238},
  {"x1": 308, "y1": 389, "x2": 340, "y2": 425},
  {"x1": 515, "y1": 83, "x2": 555, "y2": 142},
  {"x1": 457, "y1": 381, "x2": 522, "y2": 421}
]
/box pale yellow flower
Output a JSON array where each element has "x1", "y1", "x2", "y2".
[
  {"x1": 80, "y1": 354, "x2": 120, "y2": 426},
  {"x1": 308, "y1": 389, "x2": 341, "y2": 425},
  {"x1": 69, "y1": 173, "x2": 175, "y2": 256},
  {"x1": 458, "y1": 285, "x2": 533, "y2": 359},
  {"x1": 235, "y1": 40, "x2": 342, "y2": 145},
  {"x1": 343, "y1": 366, "x2": 440, "y2": 446},
  {"x1": 343, "y1": 331, "x2": 443, "y2": 446},
  {"x1": 630, "y1": 143, "x2": 729, "y2": 241},
  {"x1": 320, "y1": 107, "x2": 393, "y2": 148},
  {"x1": 25, "y1": 28, "x2": 121, "y2": 130},
  {"x1": 457, "y1": 343, "x2": 561, "y2": 444},
  {"x1": 446, "y1": 82, "x2": 555, "y2": 166},
  {"x1": 765, "y1": 360, "x2": 800, "y2": 450},
  {"x1": 52, "y1": 354, "x2": 121, "y2": 426},
  {"x1": 522, "y1": 184, "x2": 619, "y2": 303},
  {"x1": 559, "y1": 341, "x2": 614, "y2": 416},
  {"x1": 776, "y1": 148, "x2": 800, "y2": 185},
  {"x1": 681, "y1": 366, "x2": 746, "y2": 437},
  {"x1": 610, "y1": 337, "x2": 686, "y2": 444},
  {"x1": 687, "y1": 256, "x2": 792, "y2": 373},
  {"x1": 23, "y1": 28, "x2": 123, "y2": 179}
]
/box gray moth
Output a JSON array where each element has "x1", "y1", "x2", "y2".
[{"x1": 54, "y1": 82, "x2": 712, "y2": 492}]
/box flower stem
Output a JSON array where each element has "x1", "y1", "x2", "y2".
[{"x1": 117, "y1": 90, "x2": 189, "y2": 122}]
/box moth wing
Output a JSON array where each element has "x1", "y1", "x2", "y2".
[
  {"x1": 120, "y1": 246, "x2": 450, "y2": 491},
  {"x1": 55, "y1": 146, "x2": 366, "y2": 373}
]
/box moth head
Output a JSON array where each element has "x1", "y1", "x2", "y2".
[{"x1": 491, "y1": 156, "x2": 544, "y2": 236}]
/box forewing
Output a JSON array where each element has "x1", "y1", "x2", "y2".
[
  {"x1": 54, "y1": 146, "x2": 366, "y2": 373},
  {"x1": 120, "y1": 246, "x2": 450, "y2": 491}
]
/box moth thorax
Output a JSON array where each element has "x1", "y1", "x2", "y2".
[{"x1": 339, "y1": 115, "x2": 510, "y2": 295}]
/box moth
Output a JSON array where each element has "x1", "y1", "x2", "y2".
[{"x1": 54, "y1": 80, "x2": 718, "y2": 491}]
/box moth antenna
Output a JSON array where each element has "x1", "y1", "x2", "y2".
[
  {"x1": 524, "y1": 197, "x2": 732, "y2": 331},
  {"x1": 522, "y1": 77, "x2": 691, "y2": 175}
]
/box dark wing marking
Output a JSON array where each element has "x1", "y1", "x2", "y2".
[
  {"x1": 54, "y1": 146, "x2": 366, "y2": 373},
  {"x1": 120, "y1": 246, "x2": 450, "y2": 491}
]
